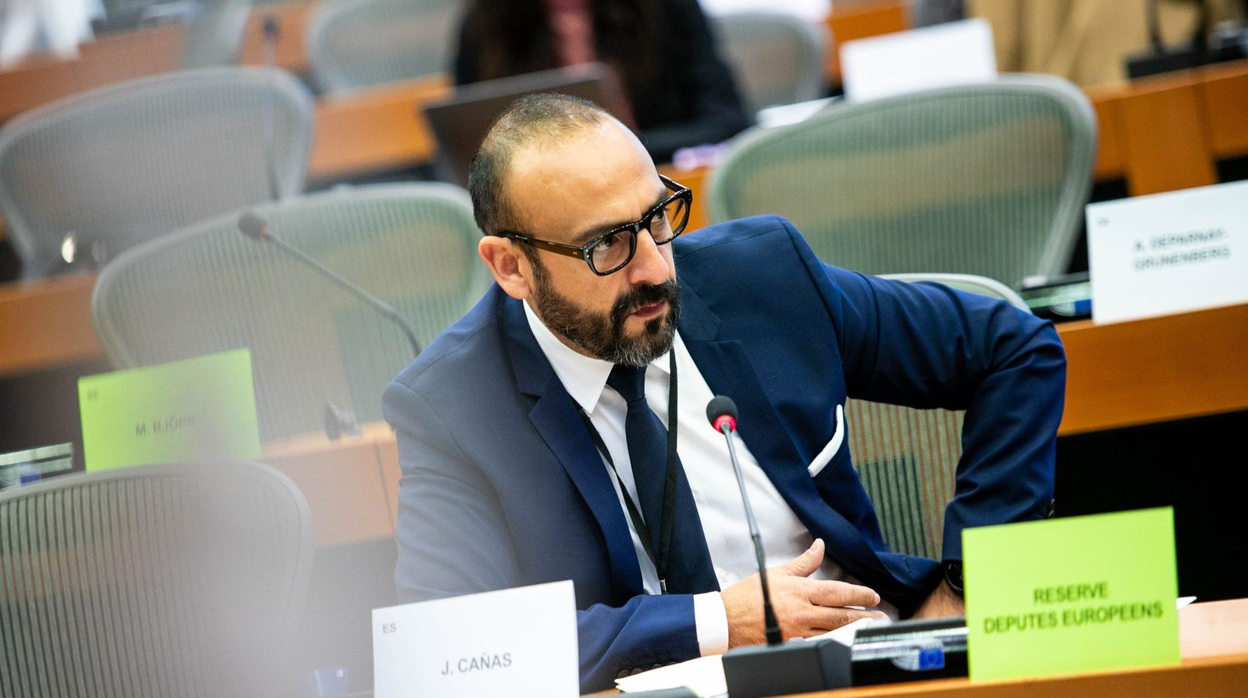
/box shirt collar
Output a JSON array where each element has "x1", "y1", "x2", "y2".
[{"x1": 523, "y1": 299, "x2": 672, "y2": 415}]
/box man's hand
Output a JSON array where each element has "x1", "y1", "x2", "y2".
[
  {"x1": 721, "y1": 539, "x2": 887, "y2": 647},
  {"x1": 911, "y1": 580, "x2": 965, "y2": 620}
]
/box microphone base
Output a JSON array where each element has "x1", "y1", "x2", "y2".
[{"x1": 722, "y1": 638, "x2": 851, "y2": 698}]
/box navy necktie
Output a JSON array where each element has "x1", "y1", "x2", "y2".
[{"x1": 606, "y1": 363, "x2": 718, "y2": 594}]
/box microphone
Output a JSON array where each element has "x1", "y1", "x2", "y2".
[
  {"x1": 237, "y1": 211, "x2": 422, "y2": 359},
  {"x1": 707, "y1": 395, "x2": 852, "y2": 698},
  {"x1": 706, "y1": 396, "x2": 782, "y2": 647}
]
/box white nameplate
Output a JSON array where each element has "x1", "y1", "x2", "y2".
[
  {"x1": 1087, "y1": 180, "x2": 1248, "y2": 324},
  {"x1": 840, "y1": 18, "x2": 997, "y2": 103},
  {"x1": 373, "y1": 581, "x2": 578, "y2": 698}
]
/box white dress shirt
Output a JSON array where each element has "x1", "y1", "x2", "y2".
[{"x1": 524, "y1": 301, "x2": 893, "y2": 655}]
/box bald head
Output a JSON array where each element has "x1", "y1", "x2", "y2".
[{"x1": 468, "y1": 93, "x2": 615, "y2": 237}]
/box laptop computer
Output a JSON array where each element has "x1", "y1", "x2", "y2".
[{"x1": 422, "y1": 62, "x2": 633, "y2": 187}]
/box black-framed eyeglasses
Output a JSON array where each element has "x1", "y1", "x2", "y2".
[{"x1": 499, "y1": 174, "x2": 693, "y2": 276}]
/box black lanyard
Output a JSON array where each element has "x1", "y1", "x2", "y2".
[{"x1": 578, "y1": 350, "x2": 679, "y2": 593}]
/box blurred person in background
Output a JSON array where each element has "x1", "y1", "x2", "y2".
[
  {"x1": 970, "y1": 0, "x2": 1245, "y2": 87},
  {"x1": 0, "y1": 0, "x2": 100, "y2": 67},
  {"x1": 453, "y1": 0, "x2": 752, "y2": 163}
]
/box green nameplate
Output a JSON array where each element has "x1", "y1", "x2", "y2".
[
  {"x1": 79, "y1": 349, "x2": 261, "y2": 471},
  {"x1": 964, "y1": 508, "x2": 1179, "y2": 681}
]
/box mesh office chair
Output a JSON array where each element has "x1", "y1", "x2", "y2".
[
  {"x1": 181, "y1": 0, "x2": 252, "y2": 68},
  {"x1": 712, "y1": 11, "x2": 829, "y2": 115},
  {"x1": 92, "y1": 184, "x2": 487, "y2": 442},
  {"x1": 707, "y1": 75, "x2": 1096, "y2": 288},
  {"x1": 0, "y1": 461, "x2": 314, "y2": 698},
  {"x1": 846, "y1": 274, "x2": 1029, "y2": 559},
  {"x1": 0, "y1": 66, "x2": 313, "y2": 279},
  {"x1": 306, "y1": 0, "x2": 460, "y2": 94}
]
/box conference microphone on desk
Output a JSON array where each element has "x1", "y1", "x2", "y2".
[
  {"x1": 236, "y1": 211, "x2": 423, "y2": 359},
  {"x1": 707, "y1": 395, "x2": 853, "y2": 698},
  {"x1": 707, "y1": 396, "x2": 783, "y2": 648}
]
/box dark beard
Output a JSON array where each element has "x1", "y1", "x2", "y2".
[{"x1": 530, "y1": 263, "x2": 680, "y2": 367}]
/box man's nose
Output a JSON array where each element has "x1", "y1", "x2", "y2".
[{"x1": 625, "y1": 228, "x2": 671, "y2": 286}]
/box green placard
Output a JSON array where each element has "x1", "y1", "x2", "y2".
[
  {"x1": 964, "y1": 508, "x2": 1179, "y2": 681},
  {"x1": 79, "y1": 349, "x2": 261, "y2": 471}
]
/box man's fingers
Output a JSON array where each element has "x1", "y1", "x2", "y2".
[
  {"x1": 776, "y1": 538, "x2": 825, "y2": 577},
  {"x1": 802, "y1": 607, "x2": 889, "y2": 634},
  {"x1": 803, "y1": 579, "x2": 882, "y2": 609}
]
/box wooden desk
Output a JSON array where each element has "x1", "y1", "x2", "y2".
[
  {"x1": 0, "y1": 272, "x2": 100, "y2": 377},
  {"x1": 1088, "y1": 60, "x2": 1248, "y2": 196},
  {"x1": 260, "y1": 421, "x2": 399, "y2": 547},
  {"x1": 807, "y1": 653, "x2": 1248, "y2": 698},
  {"x1": 1056, "y1": 303, "x2": 1248, "y2": 435},
  {"x1": 595, "y1": 603, "x2": 1248, "y2": 697},
  {"x1": 0, "y1": 4, "x2": 311, "y2": 124},
  {"x1": 308, "y1": 74, "x2": 450, "y2": 181}
]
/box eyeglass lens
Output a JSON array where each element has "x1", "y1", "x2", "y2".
[{"x1": 588, "y1": 196, "x2": 690, "y2": 273}]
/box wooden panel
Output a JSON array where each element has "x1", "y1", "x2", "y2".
[
  {"x1": 1056, "y1": 303, "x2": 1248, "y2": 436},
  {"x1": 1181, "y1": 599, "x2": 1248, "y2": 660},
  {"x1": 0, "y1": 272, "x2": 100, "y2": 378},
  {"x1": 308, "y1": 75, "x2": 451, "y2": 181},
  {"x1": 657, "y1": 164, "x2": 710, "y2": 232},
  {"x1": 808, "y1": 654, "x2": 1248, "y2": 698},
  {"x1": 1198, "y1": 61, "x2": 1248, "y2": 158},
  {"x1": 377, "y1": 435, "x2": 401, "y2": 531},
  {"x1": 1088, "y1": 90, "x2": 1126, "y2": 181},
  {"x1": 1116, "y1": 77, "x2": 1217, "y2": 196},
  {"x1": 262, "y1": 424, "x2": 395, "y2": 546},
  {"x1": 0, "y1": 24, "x2": 183, "y2": 123},
  {"x1": 824, "y1": 1, "x2": 910, "y2": 83}
]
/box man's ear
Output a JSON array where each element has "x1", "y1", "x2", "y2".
[{"x1": 478, "y1": 236, "x2": 532, "y2": 300}]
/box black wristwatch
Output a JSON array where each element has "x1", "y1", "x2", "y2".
[{"x1": 943, "y1": 560, "x2": 964, "y2": 599}]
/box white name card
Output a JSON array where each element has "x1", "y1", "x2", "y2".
[
  {"x1": 1088, "y1": 180, "x2": 1248, "y2": 324},
  {"x1": 840, "y1": 18, "x2": 997, "y2": 103},
  {"x1": 373, "y1": 581, "x2": 579, "y2": 698}
]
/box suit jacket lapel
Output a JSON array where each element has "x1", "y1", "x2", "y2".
[
  {"x1": 677, "y1": 283, "x2": 893, "y2": 583},
  {"x1": 502, "y1": 296, "x2": 645, "y2": 599}
]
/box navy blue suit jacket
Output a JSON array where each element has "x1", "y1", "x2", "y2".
[{"x1": 382, "y1": 216, "x2": 1065, "y2": 691}]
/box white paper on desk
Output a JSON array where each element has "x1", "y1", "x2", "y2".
[
  {"x1": 615, "y1": 618, "x2": 883, "y2": 696},
  {"x1": 1087, "y1": 180, "x2": 1248, "y2": 324},
  {"x1": 839, "y1": 19, "x2": 997, "y2": 103},
  {"x1": 372, "y1": 580, "x2": 578, "y2": 698},
  {"x1": 616, "y1": 655, "x2": 728, "y2": 697}
]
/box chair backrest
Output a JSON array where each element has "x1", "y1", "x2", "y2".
[
  {"x1": 92, "y1": 184, "x2": 488, "y2": 442},
  {"x1": 0, "y1": 66, "x2": 313, "y2": 279},
  {"x1": 181, "y1": 0, "x2": 252, "y2": 68},
  {"x1": 707, "y1": 75, "x2": 1096, "y2": 288},
  {"x1": 0, "y1": 461, "x2": 314, "y2": 698},
  {"x1": 712, "y1": 11, "x2": 829, "y2": 115},
  {"x1": 846, "y1": 274, "x2": 1027, "y2": 560},
  {"x1": 306, "y1": 0, "x2": 460, "y2": 94}
]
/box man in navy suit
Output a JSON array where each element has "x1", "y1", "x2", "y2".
[{"x1": 383, "y1": 94, "x2": 1065, "y2": 691}]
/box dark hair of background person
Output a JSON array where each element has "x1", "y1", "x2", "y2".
[{"x1": 453, "y1": 0, "x2": 752, "y2": 163}]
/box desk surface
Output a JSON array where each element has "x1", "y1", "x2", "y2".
[
  {"x1": 589, "y1": 601, "x2": 1248, "y2": 697},
  {"x1": 806, "y1": 653, "x2": 1248, "y2": 698}
]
